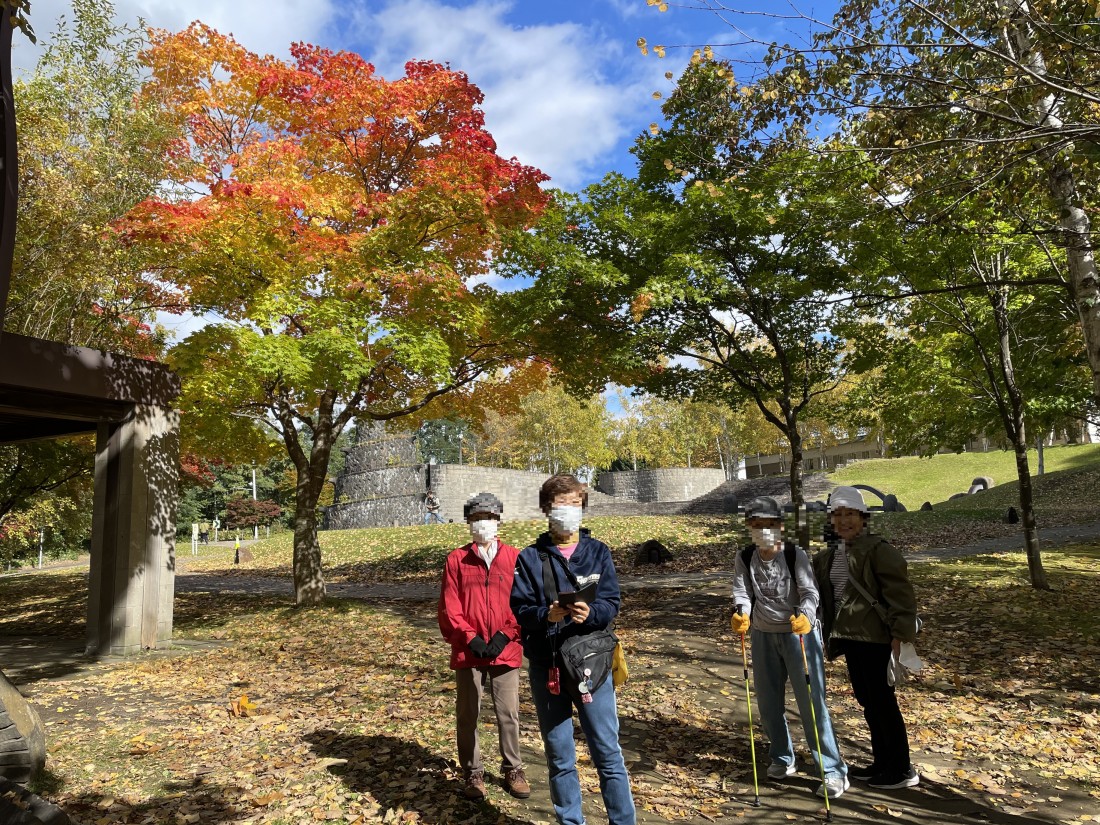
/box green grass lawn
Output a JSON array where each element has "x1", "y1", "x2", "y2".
[
  {"x1": 179, "y1": 514, "x2": 746, "y2": 583},
  {"x1": 827, "y1": 442, "x2": 1100, "y2": 510}
]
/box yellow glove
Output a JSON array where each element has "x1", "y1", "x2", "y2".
[
  {"x1": 730, "y1": 610, "x2": 751, "y2": 634},
  {"x1": 789, "y1": 613, "x2": 812, "y2": 635}
]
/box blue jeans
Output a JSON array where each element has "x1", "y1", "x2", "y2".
[
  {"x1": 751, "y1": 627, "x2": 846, "y2": 779},
  {"x1": 424, "y1": 512, "x2": 444, "y2": 524},
  {"x1": 529, "y1": 662, "x2": 636, "y2": 825}
]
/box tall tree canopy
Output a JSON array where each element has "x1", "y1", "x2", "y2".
[
  {"x1": 121, "y1": 24, "x2": 548, "y2": 605},
  {"x1": 10, "y1": 0, "x2": 177, "y2": 354},
  {"x1": 504, "y1": 60, "x2": 873, "y2": 502}
]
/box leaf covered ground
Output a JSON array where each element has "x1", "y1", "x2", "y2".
[{"x1": 2, "y1": 540, "x2": 1099, "y2": 824}]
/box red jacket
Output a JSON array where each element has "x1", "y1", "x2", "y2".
[{"x1": 438, "y1": 540, "x2": 523, "y2": 669}]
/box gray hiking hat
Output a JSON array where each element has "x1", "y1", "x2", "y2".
[
  {"x1": 744, "y1": 496, "x2": 782, "y2": 520},
  {"x1": 464, "y1": 492, "x2": 503, "y2": 520}
]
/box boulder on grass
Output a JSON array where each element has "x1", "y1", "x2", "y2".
[{"x1": 634, "y1": 539, "x2": 674, "y2": 566}]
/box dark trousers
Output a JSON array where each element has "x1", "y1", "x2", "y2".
[{"x1": 840, "y1": 639, "x2": 911, "y2": 772}]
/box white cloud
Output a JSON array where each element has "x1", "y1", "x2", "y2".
[
  {"x1": 15, "y1": 1, "x2": 664, "y2": 191},
  {"x1": 12, "y1": 0, "x2": 338, "y2": 74},
  {"x1": 345, "y1": 0, "x2": 661, "y2": 189}
]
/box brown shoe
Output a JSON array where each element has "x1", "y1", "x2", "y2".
[
  {"x1": 464, "y1": 770, "x2": 486, "y2": 800},
  {"x1": 504, "y1": 767, "x2": 531, "y2": 799}
]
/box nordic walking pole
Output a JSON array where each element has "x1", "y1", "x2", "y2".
[
  {"x1": 736, "y1": 607, "x2": 761, "y2": 807},
  {"x1": 797, "y1": 625, "x2": 833, "y2": 822}
]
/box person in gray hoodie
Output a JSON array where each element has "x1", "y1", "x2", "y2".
[{"x1": 731, "y1": 496, "x2": 848, "y2": 799}]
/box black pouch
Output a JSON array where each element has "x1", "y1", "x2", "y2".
[{"x1": 558, "y1": 628, "x2": 618, "y2": 700}]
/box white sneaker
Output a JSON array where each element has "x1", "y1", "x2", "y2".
[
  {"x1": 816, "y1": 775, "x2": 850, "y2": 799},
  {"x1": 767, "y1": 762, "x2": 797, "y2": 779},
  {"x1": 868, "y1": 767, "x2": 920, "y2": 789}
]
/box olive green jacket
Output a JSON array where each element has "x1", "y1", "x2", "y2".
[{"x1": 812, "y1": 532, "x2": 918, "y2": 658}]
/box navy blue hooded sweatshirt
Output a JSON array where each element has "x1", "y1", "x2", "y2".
[{"x1": 510, "y1": 528, "x2": 622, "y2": 667}]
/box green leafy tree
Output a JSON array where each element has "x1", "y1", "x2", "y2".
[
  {"x1": 9, "y1": 0, "x2": 177, "y2": 354},
  {"x1": 504, "y1": 61, "x2": 873, "y2": 502},
  {"x1": 514, "y1": 384, "x2": 615, "y2": 475},
  {"x1": 855, "y1": 204, "x2": 1089, "y2": 588}
]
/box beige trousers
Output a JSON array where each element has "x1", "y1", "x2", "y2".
[{"x1": 455, "y1": 664, "x2": 522, "y2": 775}]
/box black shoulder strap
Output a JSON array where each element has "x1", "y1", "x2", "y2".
[
  {"x1": 785, "y1": 541, "x2": 800, "y2": 606},
  {"x1": 740, "y1": 546, "x2": 754, "y2": 569},
  {"x1": 538, "y1": 547, "x2": 579, "y2": 607}
]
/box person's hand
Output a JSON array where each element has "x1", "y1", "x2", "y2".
[
  {"x1": 548, "y1": 602, "x2": 568, "y2": 623},
  {"x1": 789, "y1": 613, "x2": 812, "y2": 635},
  {"x1": 468, "y1": 636, "x2": 490, "y2": 658},
  {"x1": 486, "y1": 631, "x2": 509, "y2": 658},
  {"x1": 567, "y1": 601, "x2": 590, "y2": 623},
  {"x1": 730, "y1": 610, "x2": 751, "y2": 635},
  {"x1": 891, "y1": 638, "x2": 901, "y2": 659}
]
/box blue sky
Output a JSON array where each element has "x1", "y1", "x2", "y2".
[{"x1": 15, "y1": 0, "x2": 833, "y2": 191}]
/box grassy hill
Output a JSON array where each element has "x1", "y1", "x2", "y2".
[{"x1": 827, "y1": 443, "x2": 1100, "y2": 510}]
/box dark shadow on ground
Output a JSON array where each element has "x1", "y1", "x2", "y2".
[
  {"x1": 35, "y1": 772, "x2": 251, "y2": 825},
  {"x1": 305, "y1": 729, "x2": 537, "y2": 824}
]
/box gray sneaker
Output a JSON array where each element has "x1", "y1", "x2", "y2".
[
  {"x1": 816, "y1": 775, "x2": 850, "y2": 799},
  {"x1": 767, "y1": 761, "x2": 797, "y2": 779}
]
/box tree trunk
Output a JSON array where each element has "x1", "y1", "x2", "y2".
[
  {"x1": 1036, "y1": 435, "x2": 1045, "y2": 476},
  {"x1": 995, "y1": 0, "x2": 1100, "y2": 406},
  {"x1": 292, "y1": 486, "x2": 326, "y2": 606},
  {"x1": 787, "y1": 423, "x2": 804, "y2": 505},
  {"x1": 283, "y1": 406, "x2": 340, "y2": 607},
  {"x1": 1013, "y1": 434, "x2": 1048, "y2": 590},
  {"x1": 987, "y1": 277, "x2": 1049, "y2": 590},
  {"x1": 1047, "y1": 158, "x2": 1100, "y2": 408}
]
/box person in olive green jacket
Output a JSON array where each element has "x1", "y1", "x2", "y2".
[{"x1": 813, "y1": 486, "x2": 920, "y2": 791}]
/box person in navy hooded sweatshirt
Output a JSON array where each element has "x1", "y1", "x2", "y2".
[{"x1": 511, "y1": 473, "x2": 635, "y2": 825}]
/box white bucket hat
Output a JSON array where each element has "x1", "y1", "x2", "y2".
[{"x1": 828, "y1": 486, "x2": 868, "y2": 514}]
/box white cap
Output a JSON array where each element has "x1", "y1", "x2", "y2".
[{"x1": 828, "y1": 486, "x2": 868, "y2": 514}]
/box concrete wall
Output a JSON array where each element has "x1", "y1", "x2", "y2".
[
  {"x1": 745, "y1": 437, "x2": 886, "y2": 479},
  {"x1": 595, "y1": 468, "x2": 727, "y2": 503},
  {"x1": 87, "y1": 404, "x2": 179, "y2": 656}
]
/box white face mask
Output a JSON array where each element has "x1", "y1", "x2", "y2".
[
  {"x1": 548, "y1": 505, "x2": 583, "y2": 536},
  {"x1": 469, "y1": 519, "x2": 498, "y2": 544},
  {"x1": 751, "y1": 527, "x2": 780, "y2": 549}
]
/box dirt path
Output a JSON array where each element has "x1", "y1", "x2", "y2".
[{"x1": 6, "y1": 527, "x2": 1098, "y2": 824}]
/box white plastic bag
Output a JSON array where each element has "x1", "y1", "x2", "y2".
[{"x1": 887, "y1": 643, "x2": 924, "y2": 686}]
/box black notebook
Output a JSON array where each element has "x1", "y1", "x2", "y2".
[{"x1": 557, "y1": 580, "x2": 597, "y2": 606}]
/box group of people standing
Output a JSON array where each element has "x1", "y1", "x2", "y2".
[
  {"x1": 731, "y1": 485, "x2": 920, "y2": 803},
  {"x1": 437, "y1": 477, "x2": 919, "y2": 825}
]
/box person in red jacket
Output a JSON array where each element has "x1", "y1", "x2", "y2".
[{"x1": 438, "y1": 491, "x2": 530, "y2": 801}]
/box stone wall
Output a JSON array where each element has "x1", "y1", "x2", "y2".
[
  {"x1": 323, "y1": 429, "x2": 428, "y2": 529},
  {"x1": 595, "y1": 468, "x2": 727, "y2": 503},
  {"x1": 428, "y1": 464, "x2": 621, "y2": 523},
  {"x1": 324, "y1": 434, "x2": 733, "y2": 530}
]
